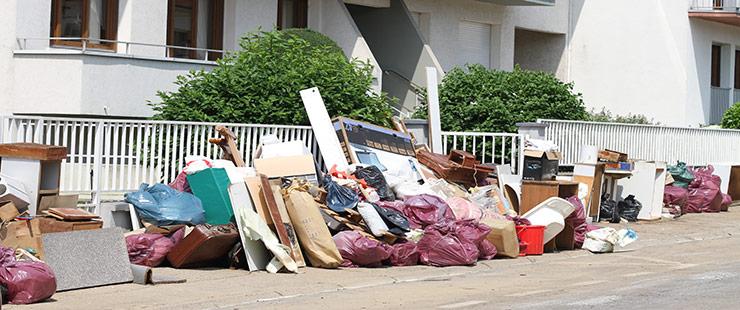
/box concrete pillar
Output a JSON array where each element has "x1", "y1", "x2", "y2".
[{"x1": 516, "y1": 122, "x2": 548, "y2": 139}]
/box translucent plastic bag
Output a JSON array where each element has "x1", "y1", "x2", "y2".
[
  {"x1": 389, "y1": 242, "x2": 420, "y2": 266},
  {"x1": 332, "y1": 231, "x2": 391, "y2": 267},
  {"x1": 417, "y1": 224, "x2": 479, "y2": 267},
  {"x1": 125, "y1": 183, "x2": 206, "y2": 226},
  {"x1": 126, "y1": 233, "x2": 176, "y2": 267},
  {"x1": 403, "y1": 194, "x2": 456, "y2": 229},
  {"x1": 0, "y1": 247, "x2": 56, "y2": 304}
]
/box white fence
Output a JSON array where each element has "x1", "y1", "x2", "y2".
[
  {"x1": 0, "y1": 115, "x2": 524, "y2": 206},
  {"x1": 540, "y1": 119, "x2": 740, "y2": 166},
  {"x1": 441, "y1": 131, "x2": 524, "y2": 173},
  {"x1": 0, "y1": 115, "x2": 318, "y2": 205}
]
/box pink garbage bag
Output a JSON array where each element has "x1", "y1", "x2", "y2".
[
  {"x1": 565, "y1": 196, "x2": 588, "y2": 248},
  {"x1": 332, "y1": 231, "x2": 391, "y2": 268},
  {"x1": 389, "y1": 242, "x2": 420, "y2": 266},
  {"x1": 126, "y1": 233, "x2": 176, "y2": 267},
  {"x1": 721, "y1": 193, "x2": 732, "y2": 211},
  {"x1": 0, "y1": 247, "x2": 56, "y2": 304},
  {"x1": 417, "y1": 223, "x2": 479, "y2": 267},
  {"x1": 447, "y1": 197, "x2": 483, "y2": 221},
  {"x1": 451, "y1": 220, "x2": 496, "y2": 260},
  {"x1": 403, "y1": 194, "x2": 456, "y2": 229},
  {"x1": 685, "y1": 166, "x2": 722, "y2": 213},
  {"x1": 663, "y1": 186, "x2": 689, "y2": 208}
]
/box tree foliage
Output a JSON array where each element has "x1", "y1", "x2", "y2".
[
  {"x1": 721, "y1": 103, "x2": 740, "y2": 129},
  {"x1": 151, "y1": 30, "x2": 394, "y2": 126},
  {"x1": 588, "y1": 108, "x2": 658, "y2": 125},
  {"x1": 414, "y1": 65, "x2": 588, "y2": 133}
]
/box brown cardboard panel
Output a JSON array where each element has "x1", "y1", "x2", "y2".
[
  {"x1": 259, "y1": 175, "x2": 305, "y2": 267},
  {"x1": 254, "y1": 155, "x2": 317, "y2": 181},
  {"x1": 0, "y1": 219, "x2": 44, "y2": 258},
  {"x1": 0, "y1": 201, "x2": 20, "y2": 222},
  {"x1": 269, "y1": 184, "x2": 305, "y2": 268},
  {"x1": 245, "y1": 177, "x2": 273, "y2": 225},
  {"x1": 37, "y1": 194, "x2": 79, "y2": 215}
]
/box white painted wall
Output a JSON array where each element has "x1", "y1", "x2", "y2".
[
  {"x1": 0, "y1": 1, "x2": 18, "y2": 115},
  {"x1": 118, "y1": 0, "x2": 168, "y2": 57},
  {"x1": 223, "y1": 0, "x2": 277, "y2": 50}
]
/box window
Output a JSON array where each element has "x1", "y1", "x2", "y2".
[
  {"x1": 278, "y1": 0, "x2": 308, "y2": 29},
  {"x1": 735, "y1": 50, "x2": 740, "y2": 89},
  {"x1": 458, "y1": 21, "x2": 492, "y2": 69},
  {"x1": 167, "y1": 0, "x2": 224, "y2": 60},
  {"x1": 51, "y1": 0, "x2": 119, "y2": 50},
  {"x1": 712, "y1": 45, "x2": 721, "y2": 87}
]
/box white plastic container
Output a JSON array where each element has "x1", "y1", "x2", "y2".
[{"x1": 522, "y1": 197, "x2": 575, "y2": 243}]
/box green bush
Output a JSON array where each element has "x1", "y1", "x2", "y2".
[
  {"x1": 588, "y1": 108, "x2": 657, "y2": 125},
  {"x1": 721, "y1": 103, "x2": 740, "y2": 129},
  {"x1": 282, "y1": 28, "x2": 345, "y2": 56},
  {"x1": 414, "y1": 65, "x2": 587, "y2": 133},
  {"x1": 151, "y1": 30, "x2": 394, "y2": 127}
]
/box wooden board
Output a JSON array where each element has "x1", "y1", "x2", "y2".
[
  {"x1": 48, "y1": 207, "x2": 98, "y2": 221},
  {"x1": 520, "y1": 180, "x2": 579, "y2": 215},
  {"x1": 269, "y1": 184, "x2": 305, "y2": 267},
  {"x1": 730, "y1": 166, "x2": 740, "y2": 201},
  {"x1": 259, "y1": 175, "x2": 305, "y2": 267},
  {"x1": 0, "y1": 143, "x2": 67, "y2": 161},
  {"x1": 300, "y1": 87, "x2": 349, "y2": 170}
]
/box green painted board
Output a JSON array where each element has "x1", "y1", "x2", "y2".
[{"x1": 186, "y1": 168, "x2": 234, "y2": 225}]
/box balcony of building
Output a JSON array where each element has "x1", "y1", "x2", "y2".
[{"x1": 690, "y1": 0, "x2": 740, "y2": 27}]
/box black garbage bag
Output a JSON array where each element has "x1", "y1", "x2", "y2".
[
  {"x1": 600, "y1": 193, "x2": 620, "y2": 223},
  {"x1": 618, "y1": 195, "x2": 642, "y2": 222},
  {"x1": 373, "y1": 204, "x2": 410, "y2": 236},
  {"x1": 322, "y1": 175, "x2": 359, "y2": 213},
  {"x1": 354, "y1": 166, "x2": 396, "y2": 201}
]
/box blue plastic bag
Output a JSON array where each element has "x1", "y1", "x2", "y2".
[
  {"x1": 322, "y1": 175, "x2": 359, "y2": 213},
  {"x1": 124, "y1": 183, "x2": 206, "y2": 226}
]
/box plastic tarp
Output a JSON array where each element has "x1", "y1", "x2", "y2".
[
  {"x1": 124, "y1": 183, "x2": 206, "y2": 226},
  {"x1": 0, "y1": 247, "x2": 56, "y2": 304},
  {"x1": 333, "y1": 231, "x2": 391, "y2": 267}
]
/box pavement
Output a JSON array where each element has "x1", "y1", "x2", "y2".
[{"x1": 10, "y1": 209, "x2": 740, "y2": 310}]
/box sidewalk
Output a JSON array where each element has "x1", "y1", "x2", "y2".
[{"x1": 13, "y1": 209, "x2": 740, "y2": 310}]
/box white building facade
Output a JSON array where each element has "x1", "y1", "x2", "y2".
[{"x1": 0, "y1": 0, "x2": 737, "y2": 126}]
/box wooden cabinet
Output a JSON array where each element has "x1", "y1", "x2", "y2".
[
  {"x1": 0, "y1": 143, "x2": 67, "y2": 215},
  {"x1": 519, "y1": 180, "x2": 579, "y2": 215}
]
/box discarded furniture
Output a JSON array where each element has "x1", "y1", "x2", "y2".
[{"x1": 0, "y1": 143, "x2": 67, "y2": 215}]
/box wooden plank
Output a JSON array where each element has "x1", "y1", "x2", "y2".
[
  {"x1": 269, "y1": 184, "x2": 305, "y2": 267},
  {"x1": 259, "y1": 175, "x2": 305, "y2": 267},
  {"x1": 519, "y1": 181, "x2": 559, "y2": 215},
  {"x1": 730, "y1": 166, "x2": 740, "y2": 201},
  {"x1": 300, "y1": 87, "x2": 349, "y2": 170},
  {"x1": 426, "y1": 67, "x2": 443, "y2": 154},
  {"x1": 0, "y1": 143, "x2": 67, "y2": 161},
  {"x1": 244, "y1": 176, "x2": 272, "y2": 225}
]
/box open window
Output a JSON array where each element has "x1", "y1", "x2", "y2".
[
  {"x1": 278, "y1": 0, "x2": 308, "y2": 29},
  {"x1": 167, "y1": 0, "x2": 224, "y2": 60},
  {"x1": 51, "y1": 0, "x2": 119, "y2": 50}
]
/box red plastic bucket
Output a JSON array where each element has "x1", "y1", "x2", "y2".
[{"x1": 516, "y1": 225, "x2": 545, "y2": 256}]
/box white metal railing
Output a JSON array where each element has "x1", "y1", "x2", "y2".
[
  {"x1": 690, "y1": 0, "x2": 740, "y2": 11},
  {"x1": 711, "y1": 87, "x2": 732, "y2": 124},
  {"x1": 16, "y1": 37, "x2": 224, "y2": 63},
  {"x1": 539, "y1": 119, "x2": 740, "y2": 166},
  {"x1": 0, "y1": 115, "x2": 318, "y2": 206},
  {"x1": 441, "y1": 131, "x2": 525, "y2": 174}
]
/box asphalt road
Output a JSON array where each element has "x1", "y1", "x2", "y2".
[{"x1": 12, "y1": 209, "x2": 740, "y2": 310}]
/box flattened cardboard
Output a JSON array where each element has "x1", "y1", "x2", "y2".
[
  {"x1": 254, "y1": 155, "x2": 318, "y2": 184},
  {"x1": 523, "y1": 150, "x2": 562, "y2": 160},
  {"x1": 245, "y1": 177, "x2": 272, "y2": 225},
  {"x1": 269, "y1": 184, "x2": 305, "y2": 267},
  {"x1": 0, "y1": 201, "x2": 20, "y2": 222}
]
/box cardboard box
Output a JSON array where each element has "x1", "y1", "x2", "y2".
[
  {"x1": 0, "y1": 219, "x2": 44, "y2": 258},
  {"x1": 253, "y1": 155, "x2": 318, "y2": 184},
  {"x1": 522, "y1": 150, "x2": 561, "y2": 181},
  {"x1": 0, "y1": 201, "x2": 20, "y2": 222},
  {"x1": 479, "y1": 217, "x2": 520, "y2": 258},
  {"x1": 333, "y1": 117, "x2": 416, "y2": 164},
  {"x1": 598, "y1": 149, "x2": 628, "y2": 163}
]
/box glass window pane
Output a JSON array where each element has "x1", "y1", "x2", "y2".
[
  {"x1": 61, "y1": 0, "x2": 84, "y2": 37},
  {"x1": 88, "y1": 0, "x2": 109, "y2": 43}
]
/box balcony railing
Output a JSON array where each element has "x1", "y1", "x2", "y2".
[
  {"x1": 16, "y1": 37, "x2": 224, "y2": 63},
  {"x1": 690, "y1": 0, "x2": 740, "y2": 12}
]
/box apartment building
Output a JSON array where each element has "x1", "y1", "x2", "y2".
[{"x1": 1, "y1": 0, "x2": 737, "y2": 127}]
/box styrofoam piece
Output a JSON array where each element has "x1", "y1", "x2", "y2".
[
  {"x1": 259, "y1": 141, "x2": 311, "y2": 159},
  {"x1": 522, "y1": 197, "x2": 575, "y2": 243},
  {"x1": 42, "y1": 228, "x2": 133, "y2": 291},
  {"x1": 300, "y1": 87, "x2": 349, "y2": 170}
]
